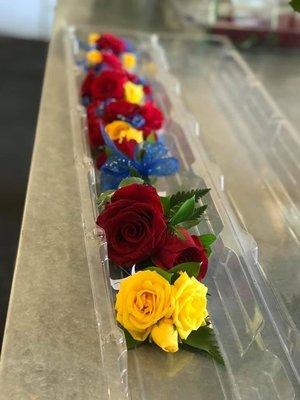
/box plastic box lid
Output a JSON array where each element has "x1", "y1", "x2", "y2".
[{"x1": 65, "y1": 27, "x2": 300, "y2": 399}]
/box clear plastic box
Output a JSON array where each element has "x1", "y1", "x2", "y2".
[{"x1": 65, "y1": 27, "x2": 300, "y2": 399}]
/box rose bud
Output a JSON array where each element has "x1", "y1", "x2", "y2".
[
  {"x1": 152, "y1": 228, "x2": 208, "y2": 280},
  {"x1": 151, "y1": 318, "x2": 178, "y2": 353}
]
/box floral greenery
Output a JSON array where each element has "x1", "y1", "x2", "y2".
[
  {"x1": 290, "y1": 0, "x2": 300, "y2": 12},
  {"x1": 161, "y1": 188, "x2": 210, "y2": 232}
]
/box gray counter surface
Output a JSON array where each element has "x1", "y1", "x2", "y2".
[{"x1": 0, "y1": 1, "x2": 299, "y2": 399}]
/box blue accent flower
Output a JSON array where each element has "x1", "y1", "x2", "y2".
[
  {"x1": 99, "y1": 128, "x2": 179, "y2": 190},
  {"x1": 123, "y1": 39, "x2": 136, "y2": 53},
  {"x1": 82, "y1": 95, "x2": 90, "y2": 107},
  {"x1": 131, "y1": 113, "x2": 145, "y2": 128}
]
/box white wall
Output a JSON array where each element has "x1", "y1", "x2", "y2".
[{"x1": 0, "y1": 0, "x2": 57, "y2": 40}]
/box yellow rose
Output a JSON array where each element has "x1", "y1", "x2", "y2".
[
  {"x1": 86, "y1": 50, "x2": 103, "y2": 65},
  {"x1": 122, "y1": 52, "x2": 137, "y2": 71},
  {"x1": 172, "y1": 272, "x2": 208, "y2": 340},
  {"x1": 88, "y1": 33, "x2": 101, "y2": 46},
  {"x1": 105, "y1": 120, "x2": 143, "y2": 144},
  {"x1": 115, "y1": 271, "x2": 173, "y2": 341},
  {"x1": 151, "y1": 318, "x2": 178, "y2": 352},
  {"x1": 124, "y1": 81, "x2": 144, "y2": 105}
]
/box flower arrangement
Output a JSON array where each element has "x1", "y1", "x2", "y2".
[
  {"x1": 96, "y1": 179, "x2": 223, "y2": 363},
  {"x1": 78, "y1": 33, "x2": 223, "y2": 364},
  {"x1": 79, "y1": 32, "x2": 179, "y2": 191}
]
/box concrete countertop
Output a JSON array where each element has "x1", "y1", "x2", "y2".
[{"x1": 0, "y1": 1, "x2": 299, "y2": 399}]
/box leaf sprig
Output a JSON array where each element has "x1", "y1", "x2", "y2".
[
  {"x1": 182, "y1": 325, "x2": 224, "y2": 365},
  {"x1": 162, "y1": 188, "x2": 210, "y2": 232}
]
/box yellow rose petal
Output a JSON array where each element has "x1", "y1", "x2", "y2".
[
  {"x1": 151, "y1": 318, "x2": 178, "y2": 353},
  {"x1": 122, "y1": 52, "x2": 137, "y2": 71},
  {"x1": 86, "y1": 50, "x2": 103, "y2": 65},
  {"x1": 88, "y1": 33, "x2": 101, "y2": 46},
  {"x1": 124, "y1": 81, "x2": 144, "y2": 105},
  {"x1": 105, "y1": 120, "x2": 143, "y2": 144}
]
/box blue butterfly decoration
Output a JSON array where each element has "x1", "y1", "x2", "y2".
[{"x1": 99, "y1": 128, "x2": 179, "y2": 190}]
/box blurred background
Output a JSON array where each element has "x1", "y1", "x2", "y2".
[{"x1": 0, "y1": 0, "x2": 299, "y2": 351}]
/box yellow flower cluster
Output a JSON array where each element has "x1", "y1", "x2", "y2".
[
  {"x1": 86, "y1": 49, "x2": 103, "y2": 66},
  {"x1": 115, "y1": 270, "x2": 208, "y2": 352},
  {"x1": 88, "y1": 33, "x2": 101, "y2": 46},
  {"x1": 124, "y1": 81, "x2": 144, "y2": 105},
  {"x1": 105, "y1": 120, "x2": 143, "y2": 144},
  {"x1": 122, "y1": 52, "x2": 137, "y2": 71}
]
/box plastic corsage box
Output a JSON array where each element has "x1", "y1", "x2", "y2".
[{"x1": 65, "y1": 27, "x2": 300, "y2": 400}]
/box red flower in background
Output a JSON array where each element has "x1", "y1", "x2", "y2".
[
  {"x1": 86, "y1": 100, "x2": 104, "y2": 149},
  {"x1": 96, "y1": 184, "x2": 167, "y2": 267},
  {"x1": 96, "y1": 33, "x2": 125, "y2": 55},
  {"x1": 102, "y1": 100, "x2": 164, "y2": 136},
  {"x1": 102, "y1": 100, "x2": 139, "y2": 123},
  {"x1": 115, "y1": 139, "x2": 137, "y2": 159},
  {"x1": 88, "y1": 118, "x2": 104, "y2": 149},
  {"x1": 143, "y1": 84, "x2": 152, "y2": 96},
  {"x1": 96, "y1": 150, "x2": 108, "y2": 169},
  {"x1": 81, "y1": 69, "x2": 96, "y2": 98},
  {"x1": 140, "y1": 102, "x2": 164, "y2": 134},
  {"x1": 152, "y1": 228, "x2": 208, "y2": 280},
  {"x1": 87, "y1": 99, "x2": 101, "y2": 119},
  {"x1": 90, "y1": 70, "x2": 127, "y2": 101},
  {"x1": 95, "y1": 138, "x2": 136, "y2": 169},
  {"x1": 101, "y1": 52, "x2": 122, "y2": 69}
]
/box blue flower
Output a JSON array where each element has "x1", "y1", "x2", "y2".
[
  {"x1": 131, "y1": 113, "x2": 145, "y2": 128},
  {"x1": 99, "y1": 129, "x2": 179, "y2": 190}
]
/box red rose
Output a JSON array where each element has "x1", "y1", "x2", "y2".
[
  {"x1": 96, "y1": 184, "x2": 167, "y2": 267},
  {"x1": 96, "y1": 150, "x2": 108, "y2": 169},
  {"x1": 90, "y1": 70, "x2": 127, "y2": 101},
  {"x1": 152, "y1": 228, "x2": 208, "y2": 280},
  {"x1": 115, "y1": 139, "x2": 137, "y2": 159},
  {"x1": 81, "y1": 69, "x2": 96, "y2": 98},
  {"x1": 101, "y1": 51, "x2": 122, "y2": 69},
  {"x1": 125, "y1": 71, "x2": 139, "y2": 82},
  {"x1": 86, "y1": 100, "x2": 104, "y2": 149},
  {"x1": 102, "y1": 100, "x2": 163, "y2": 137},
  {"x1": 143, "y1": 84, "x2": 152, "y2": 96},
  {"x1": 140, "y1": 102, "x2": 164, "y2": 134},
  {"x1": 87, "y1": 99, "x2": 101, "y2": 119},
  {"x1": 88, "y1": 118, "x2": 104, "y2": 149},
  {"x1": 102, "y1": 100, "x2": 139, "y2": 123},
  {"x1": 96, "y1": 33, "x2": 125, "y2": 55}
]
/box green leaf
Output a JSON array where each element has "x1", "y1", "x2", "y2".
[
  {"x1": 146, "y1": 267, "x2": 173, "y2": 283},
  {"x1": 170, "y1": 196, "x2": 195, "y2": 226},
  {"x1": 199, "y1": 234, "x2": 216, "y2": 247},
  {"x1": 182, "y1": 325, "x2": 224, "y2": 365},
  {"x1": 173, "y1": 227, "x2": 186, "y2": 240},
  {"x1": 170, "y1": 188, "x2": 210, "y2": 208},
  {"x1": 160, "y1": 196, "x2": 170, "y2": 216},
  {"x1": 197, "y1": 234, "x2": 216, "y2": 257},
  {"x1": 177, "y1": 219, "x2": 200, "y2": 229},
  {"x1": 129, "y1": 167, "x2": 141, "y2": 177},
  {"x1": 290, "y1": 0, "x2": 300, "y2": 11},
  {"x1": 96, "y1": 190, "x2": 114, "y2": 210},
  {"x1": 169, "y1": 262, "x2": 200, "y2": 278},
  {"x1": 146, "y1": 132, "x2": 156, "y2": 144},
  {"x1": 123, "y1": 328, "x2": 143, "y2": 349},
  {"x1": 119, "y1": 177, "x2": 144, "y2": 188},
  {"x1": 191, "y1": 205, "x2": 207, "y2": 219}
]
